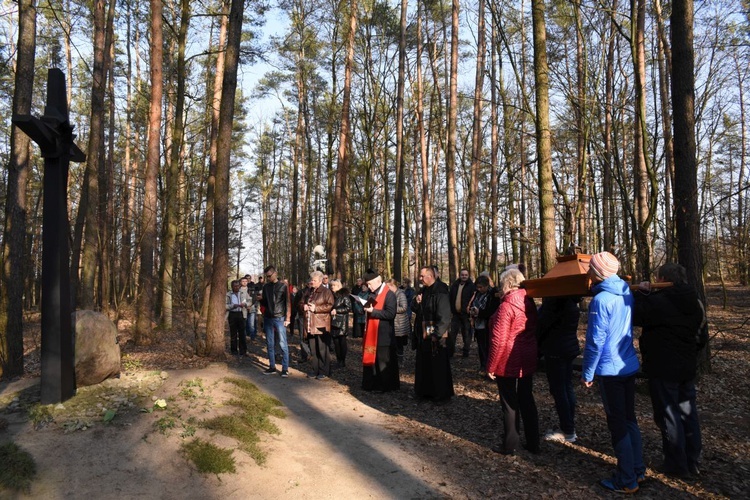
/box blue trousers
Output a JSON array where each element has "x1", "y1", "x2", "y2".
[
  {"x1": 648, "y1": 378, "x2": 702, "y2": 474},
  {"x1": 264, "y1": 317, "x2": 289, "y2": 371},
  {"x1": 598, "y1": 375, "x2": 645, "y2": 488}
]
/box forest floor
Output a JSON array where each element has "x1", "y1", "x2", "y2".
[{"x1": 0, "y1": 283, "x2": 748, "y2": 499}]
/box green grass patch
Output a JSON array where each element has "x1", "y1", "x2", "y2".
[
  {"x1": 155, "y1": 415, "x2": 177, "y2": 434},
  {"x1": 0, "y1": 442, "x2": 37, "y2": 493},
  {"x1": 182, "y1": 439, "x2": 236, "y2": 474},
  {"x1": 198, "y1": 377, "x2": 285, "y2": 466},
  {"x1": 28, "y1": 404, "x2": 53, "y2": 428}
]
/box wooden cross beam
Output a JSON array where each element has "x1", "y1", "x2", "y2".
[{"x1": 12, "y1": 68, "x2": 85, "y2": 404}]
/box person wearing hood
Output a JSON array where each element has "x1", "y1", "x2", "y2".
[
  {"x1": 487, "y1": 268, "x2": 540, "y2": 455},
  {"x1": 633, "y1": 263, "x2": 707, "y2": 479},
  {"x1": 581, "y1": 252, "x2": 644, "y2": 494}
]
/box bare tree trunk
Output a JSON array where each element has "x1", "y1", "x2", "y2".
[
  {"x1": 392, "y1": 0, "x2": 408, "y2": 281},
  {"x1": 205, "y1": 0, "x2": 245, "y2": 358},
  {"x1": 445, "y1": 0, "x2": 460, "y2": 280},
  {"x1": 135, "y1": 0, "x2": 164, "y2": 344},
  {"x1": 671, "y1": 0, "x2": 708, "y2": 371},
  {"x1": 160, "y1": 0, "x2": 190, "y2": 329},
  {"x1": 81, "y1": 0, "x2": 109, "y2": 309},
  {"x1": 201, "y1": 0, "x2": 228, "y2": 320},
  {"x1": 0, "y1": 0, "x2": 35, "y2": 378},
  {"x1": 101, "y1": 0, "x2": 116, "y2": 311},
  {"x1": 603, "y1": 0, "x2": 617, "y2": 253},
  {"x1": 329, "y1": 0, "x2": 356, "y2": 279},
  {"x1": 531, "y1": 0, "x2": 556, "y2": 274},
  {"x1": 489, "y1": 15, "x2": 499, "y2": 277},
  {"x1": 416, "y1": 3, "x2": 431, "y2": 268},
  {"x1": 466, "y1": 0, "x2": 485, "y2": 279},
  {"x1": 655, "y1": 0, "x2": 676, "y2": 263}
]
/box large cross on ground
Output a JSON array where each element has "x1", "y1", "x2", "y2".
[{"x1": 13, "y1": 68, "x2": 85, "y2": 404}]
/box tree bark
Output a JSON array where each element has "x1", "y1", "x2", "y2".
[
  {"x1": 531, "y1": 0, "x2": 556, "y2": 274},
  {"x1": 135, "y1": 0, "x2": 164, "y2": 344},
  {"x1": 205, "y1": 0, "x2": 245, "y2": 358},
  {"x1": 80, "y1": 0, "x2": 109, "y2": 309},
  {"x1": 671, "y1": 0, "x2": 709, "y2": 370},
  {"x1": 445, "y1": 0, "x2": 461, "y2": 280},
  {"x1": 1, "y1": 0, "x2": 36, "y2": 379}
]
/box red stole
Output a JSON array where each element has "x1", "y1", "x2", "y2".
[{"x1": 363, "y1": 285, "x2": 389, "y2": 366}]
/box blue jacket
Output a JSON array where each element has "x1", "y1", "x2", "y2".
[{"x1": 582, "y1": 275, "x2": 639, "y2": 381}]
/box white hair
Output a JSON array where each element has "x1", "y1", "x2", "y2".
[{"x1": 499, "y1": 268, "x2": 525, "y2": 294}]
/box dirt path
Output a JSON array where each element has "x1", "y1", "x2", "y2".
[{"x1": 2, "y1": 360, "x2": 459, "y2": 500}]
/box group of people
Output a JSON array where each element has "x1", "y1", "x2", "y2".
[{"x1": 229, "y1": 253, "x2": 707, "y2": 494}]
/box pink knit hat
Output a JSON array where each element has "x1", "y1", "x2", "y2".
[{"x1": 589, "y1": 252, "x2": 620, "y2": 280}]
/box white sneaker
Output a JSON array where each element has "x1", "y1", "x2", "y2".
[{"x1": 544, "y1": 430, "x2": 577, "y2": 443}]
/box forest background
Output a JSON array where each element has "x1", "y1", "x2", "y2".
[{"x1": 0, "y1": 0, "x2": 748, "y2": 377}]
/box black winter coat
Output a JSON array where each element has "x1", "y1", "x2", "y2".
[
  {"x1": 633, "y1": 284, "x2": 706, "y2": 382},
  {"x1": 536, "y1": 296, "x2": 581, "y2": 359},
  {"x1": 331, "y1": 288, "x2": 351, "y2": 335}
]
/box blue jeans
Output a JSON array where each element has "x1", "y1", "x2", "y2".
[
  {"x1": 598, "y1": 375, "x2": 645, "y2": 488},
  {"x1": 648, "y1": 378, "x2": 702, "y2": 474},
  {"x1": 245, "y1": 311, "x2": 257, "y2": 339},
  {"x1": 545, "y1": 356, "x2": 576, "y2": 434},
  {"x1": 264, "y1": 317, "x2": 289, "y2": 370}
]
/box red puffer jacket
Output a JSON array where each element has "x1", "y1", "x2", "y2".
[{"x1": 487, "y1": 288, "x2": 538, "y2": 378}]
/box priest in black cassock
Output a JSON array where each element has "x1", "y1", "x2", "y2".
[
  {"x1": 412, "y1": 266, "x2": 454, "y2": 402},
  {"x1": 361, "y1": 270, "x2": 400, "y2": 392}
]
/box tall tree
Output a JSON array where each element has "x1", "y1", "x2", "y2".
[
  {"x1": 80, "y1": 0, "x2": 109, "y2": 309},
  {"x1": 671, "y1": 0, "x2": 708, "y2": 368},
  {"x1": 392, "y1": 0, "x2": 408, "y2": 281},
  {"x1": 160, "y1": 0, "x2": 191, "y2": 329},
  {"x1": 201, "y1": 0, "x2": 229, "y2": 320},
  {"x1": 466, "y1": 0, "x2": 486, "y2": 278},
  {"x1": 329, "y1": 0, "x2": 356, "y2": 279},
  {"x1": 445, "y1": 0, "x2": 460, "y2": 279},
  {"x1": 531, "y1": 0, "x2": 556, "y2": 274},
  {"x1": 205, "y1": 0, "x2": 245, "y2": 357},
  {"x1": 135, "y1": 0, "x2": 164, "y2": 344},
  {"x1": 1, "y1": 0, "x2": 36, "y2": 379}
]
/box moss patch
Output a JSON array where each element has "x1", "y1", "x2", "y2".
[
  {"x1": 0, "y1": 442, "x2": 37, "y2": 493},
  {"x1": 182, "y1": 438, "x2": 236, "y2": 474}
]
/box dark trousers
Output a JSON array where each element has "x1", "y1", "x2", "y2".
[
  {"x1": 475, "y1": 327, "x2": 489, "y2": 370},
  {"x1": 448, "y1": 313, "x2": 472, "y2": 356},
  {"x1": 332, "y1": 334, "x2": 348, "y2": 365},
  {"x1": 228, "y1": 312, "x2": 247, "y2": 355},
  {"x1": 352, "y1": 317, "x2": 364, "y2": 338},
  {"x1": 308, "y1": 333, "x2": 331, "y2": 376},
  {"x1": 598, "y1": 375, "x2": 645, "y2": 488},
  {"x1": 545, "y1": 356, "x2": 577, "y2": 434},
  {"x1": 496, "y1": 376, "x2": 539, "y2": 453},
  {"x1": 648, "y1": 378, "x2": 702, "y2": 475},
  {"x1": 362, "y1": 344, "x2": 400, "y2": 392}
]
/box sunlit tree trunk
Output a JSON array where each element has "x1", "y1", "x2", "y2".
[
  {"x1": 330, "y1": 0, "x2": 356, "y2": 280},
  {"x1": 135, "y1": 0, "x2": 164, "y2": 344},
  {"x1": 392, "y1": 0, "x2": 408, "y2": 281},
  {"x1": 445, "y1": 0, "x2": 460, "y2": 279},
  {"x1": 81, "y1": 0, "x2": 109, "y2": 309},
  {"x1": 160, "y1": 0, "x2": 190, "y2": 329},
  {"x1": 531, "y1": 0, "x2": 556, "y2": 274},
  {"x1": 416, "y1": 3, "x2": 431, "y2": 267},
  {"x1": 201, "y1": 0, "x2": 228, "y2": 320},
  {"x1": 205, "y1": 0, "x2": 245, "y2": 358},
  {"x1": 0, "y1": 0, "x2": 36, "y2": 378},
  {"x1": 466, "y1": 0, "x2": 485, "y2": 279}
]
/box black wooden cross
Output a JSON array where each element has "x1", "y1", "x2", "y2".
[{"x1": 13, "y1": 68, "x2": 85, "y2": 404}]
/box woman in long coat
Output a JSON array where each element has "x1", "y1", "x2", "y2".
[
  {"x1": 329, "y1": 279, "x2": 351, "y2": 367},
  {"x1": 487, "y1": 268, "x2": 540, "y2": 455}
]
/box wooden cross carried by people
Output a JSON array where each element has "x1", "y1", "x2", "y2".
[{"x1": 13, "y1": 68, "x2": 85, "y2": 404}]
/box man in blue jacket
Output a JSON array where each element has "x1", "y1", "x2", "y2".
[{"x1": 581, "y1": 252, "x2": 645, "y2": 494}]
